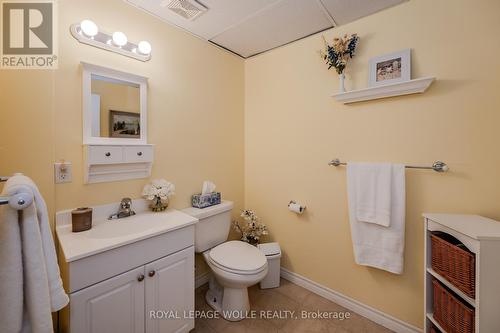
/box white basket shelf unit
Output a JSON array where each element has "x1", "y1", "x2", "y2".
[
  {"x1": 423, "y1": 213, "x2": 500, "y2": 333},
  {"x1": 333, "y1": 77, "x2": 435, "y2": 104}
]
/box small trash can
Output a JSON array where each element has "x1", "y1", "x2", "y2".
[{"x1": 258, "y1": 242, "x2": 281, "y2": 289}]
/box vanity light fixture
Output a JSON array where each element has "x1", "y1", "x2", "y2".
[
  {"x1": 70, "y1": 21, "x2": 151, "y2": 62},
  {"x1": 112, "y1": 31, "x2": 128, "y2": 47},
  {"x1": 137, "y1": 41, "x2": 152, "y2": 55},
  {"x1": 80, "y1": 20, "x2": 98, "y2": 38}
]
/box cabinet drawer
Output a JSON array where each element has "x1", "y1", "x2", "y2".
[
  {"x1": 124, "y1": 146, "x2": 153, "y2": 163},
  {"x1": 88, "y1": 146, "x2": 123, "y2": 164}
]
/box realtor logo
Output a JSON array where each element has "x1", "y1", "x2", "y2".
[{"x1": 1, "y1": 1, "x2": 57, "y2": 69}]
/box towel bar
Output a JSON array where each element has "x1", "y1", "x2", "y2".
[
  {"x1": 328, "y1": 159, "x2": 449, "y2": 173},
  {"x1": 0, "y1": 192, "x2": 34, "y2": 210},
  {"x1": 0, "y1": 176, "x2": 34, "y2": 210}
]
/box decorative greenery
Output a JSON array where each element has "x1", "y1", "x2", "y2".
[
  {"x1": 142, "y1": 179, "x2": 175, "y2": 212},
  {"x1": 232, "y1": 209, "x2": 268, "y2": 245},
  {"x1": 320, "y1": 34, "x2": 359, "y2": 74}
]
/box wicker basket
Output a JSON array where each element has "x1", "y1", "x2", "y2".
[
  {"x1": 431, "y1": 232, "x2": 475, "y2": 298},
  {"x1": 433, "y1": 279, "x2": 475, "y2": 333}
]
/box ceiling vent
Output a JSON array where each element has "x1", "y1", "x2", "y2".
[{"x1": 161, "y1": 0, "x2": 207, "y2": 21}]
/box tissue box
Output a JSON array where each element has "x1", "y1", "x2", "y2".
[{"x1": 192, "y1": 192, "x2": 221, "y2": 208}]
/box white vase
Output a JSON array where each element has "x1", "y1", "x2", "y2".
[{"x1": 339, "y1": 73, "x2": 346, "y2": 93}]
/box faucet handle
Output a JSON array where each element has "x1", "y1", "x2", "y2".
[
  {"x1": 120, "y1": 197, "x2": 133, "y2": 208},
  {"x1": 108, "y1": 198, "x2": 135, "y2": 220}
]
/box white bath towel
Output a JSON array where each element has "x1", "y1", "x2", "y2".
[
  {"x1": 348, "y1": 163, "x2": 392, "y2": 227},
  {"x1": 0, "y1": 175, "x2": 69, "y2": 333},
  {"x1": 347, "y1": 163, "x2": 406, "y2": 274}
]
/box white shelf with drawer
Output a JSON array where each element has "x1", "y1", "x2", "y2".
[
  {"x1": 423, "y1": 213, "x2": 500, "y2": 333},
  {"x1": 84, "y1": 144, "x2": 154, "y2": 183}
]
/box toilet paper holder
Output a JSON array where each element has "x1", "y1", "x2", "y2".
[{"x1": 288, "y1": 200, "x2": 306, "y2": 214}]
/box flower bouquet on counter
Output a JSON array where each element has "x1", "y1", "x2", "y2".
[
  {"x1": 232, "y1": 209, "x2": 268, "y2": 245},
  {"x1": 142, "y1": 179, "x2": 175, "y2": 212}
]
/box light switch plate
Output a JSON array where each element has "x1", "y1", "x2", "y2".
[{"x1": 54, "y1": 162, "x2": 72, "y2": 184}]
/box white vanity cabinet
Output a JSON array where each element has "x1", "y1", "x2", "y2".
[
  {"x1": 56, "y1": 208, "x2": 197, "y2": 333},
  {"x1": 70, "y1": 247, "x2": 194, "y2": 333}
]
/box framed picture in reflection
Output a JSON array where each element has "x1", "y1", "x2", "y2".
[{"x1": 109, "y1": 110, "x2": 140, "y2": 138}]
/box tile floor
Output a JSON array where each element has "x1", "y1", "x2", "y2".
[{"x1": 192, "y1": 279, "x2": 393, "y2": 333}]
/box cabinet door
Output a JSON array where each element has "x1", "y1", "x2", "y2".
[
  {"x1": 70, "y1": 266, "x2": 145, "y2": 333},
  {"x1": 145, "y1": 246, "x2": 194, "y2": 333}
]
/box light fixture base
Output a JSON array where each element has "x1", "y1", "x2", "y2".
[{"x1": 70, "y1": 23, "x2": 151, "y2": 62}]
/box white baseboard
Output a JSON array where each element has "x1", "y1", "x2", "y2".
[
  {"x1": 195, "y1": 271, "x2": 211, "y2": 289},
  {"x1": 280, "y1": 268, "x2": 422, "y2": 333}
]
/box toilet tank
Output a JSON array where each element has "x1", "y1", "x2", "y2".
[{"x1": 182, "y1": 201, "x2": 234, "y2": 253}]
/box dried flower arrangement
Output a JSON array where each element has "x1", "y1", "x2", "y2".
[
  {"x1": 320, "y1": 34, "x2": 359, "y2": 74},
  {"x1": 232, "y1": 209, "x2": 268, "y2": 245},
  {"x1": 142, "y1": 179, "x2": 175, "y2": 212}
]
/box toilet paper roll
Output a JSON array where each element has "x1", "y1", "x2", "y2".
[{"x1": 288, "y1": 202, "x2": 305, "y2": 214}]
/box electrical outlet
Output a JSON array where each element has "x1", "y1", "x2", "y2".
[{"x1": 54, "y1": 162, "x2": 72, "y2": 184}]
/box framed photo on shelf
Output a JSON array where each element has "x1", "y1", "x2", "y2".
[{"x1": 368, "y1": 49, "x2": 411, "y2": 87}]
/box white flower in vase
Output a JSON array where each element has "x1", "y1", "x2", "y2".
[{"x1": 142, "y1": 179, "x2": 175, "y2": 212}]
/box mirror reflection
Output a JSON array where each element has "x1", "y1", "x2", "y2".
[{"x1": 90, "y1": 74, "x2": 140, "y2": 138}]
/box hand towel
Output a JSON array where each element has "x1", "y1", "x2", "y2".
[
  {"x1": 0, "y1": 175, "x2": 69, "y2": 333},
  {"x1": 0, "y1": 188, "x2": 24, "y2": 332},
  {"x1": 347, "y1": 163, "x2": 406, "y2": 274},
  {"x1": 348, "y1": 163, "x2": 392, "y2": 227}
]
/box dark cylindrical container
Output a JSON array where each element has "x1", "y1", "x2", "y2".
[{"x1": 71, "y1": 207, "x2": 92, "y2": 232}]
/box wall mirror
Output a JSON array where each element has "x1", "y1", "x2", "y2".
[{"x1": 82, "y1": 62, "x2": 148, "y2": 145}]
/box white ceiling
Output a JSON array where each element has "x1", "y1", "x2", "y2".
[{"x1": 125, "y1": 0, "x2": 407, "y2": 58}]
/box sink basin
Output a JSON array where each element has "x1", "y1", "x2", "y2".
[
  {"x1": 87, "y1": 214, "x2": 160, "y2": 239},
  {"x1": 56, "y1": 207, "x2": 198, "y2": 262}
]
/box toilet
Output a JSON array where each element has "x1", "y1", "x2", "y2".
[{"x1": 182, "y1": 201, "x2": 268, "y2": 321}]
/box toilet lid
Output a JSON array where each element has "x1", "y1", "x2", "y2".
[{"x1": 209, "y1": 240, "x2": 267, "y2": 272}]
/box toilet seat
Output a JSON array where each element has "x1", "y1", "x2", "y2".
[
  {"x1": 208, "y1": 256, "x2": 267, "y2": 275},
  {"x1": 209, "y1": 241, "x2": 267, "y2": 275}
]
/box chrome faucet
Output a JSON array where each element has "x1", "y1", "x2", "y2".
[{"x1": 108, "y1": 198, "x2": 136, "y2": 220}]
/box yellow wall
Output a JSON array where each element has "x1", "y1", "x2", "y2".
[
  {"x1": 54, "y1": 0, "x2": 244, "y2": 212},
  {"x1": 1, "y1": 0, "x2": 245, "y2": 276},
  {"x1": 54, "y1": 0, "x2": 245, "y2": 275},
  {"x1": 0, "y1": 71, "x2": 55, "y2": 220},
  {"x1": 91, "y1": 79, "x2": 140, "y2": 137},
  {"x1": 244, "y1": 0, "x2": 500, "y2": 327}
]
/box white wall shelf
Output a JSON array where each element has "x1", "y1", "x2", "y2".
[
  {"x1": 84, "y1": 144, "x2": 154, "y2": 183},
  {"x1": 332, "y1": 77, "x2": 435, "y2": 104}
]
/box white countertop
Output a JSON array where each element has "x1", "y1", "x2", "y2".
[
  {"x1": 423, "y1": 213, "x2": 500, "y2": 240},
  {"x1": 56, "y1": 201, "x2": 198, "y2": 262}
]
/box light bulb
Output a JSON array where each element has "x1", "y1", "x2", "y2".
[
  {"x1": 80, "y1": 20, "x2": 98, "y2": 38},
  {"x1": 137, "y1": 41, "x2": 152, "y2": 55},
  {"x1": 112, "y1": 31, "x2": 127, "y2": 47}
]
